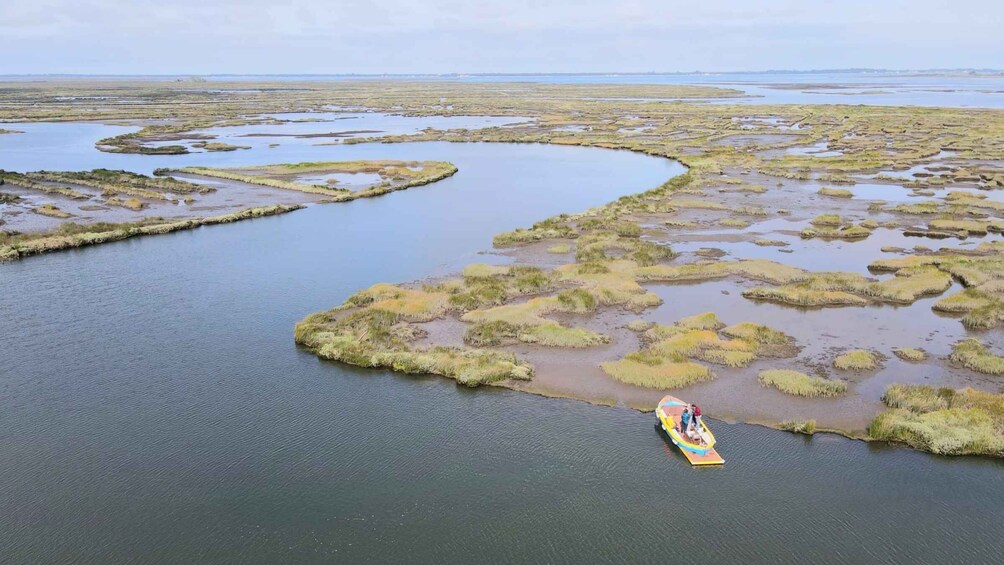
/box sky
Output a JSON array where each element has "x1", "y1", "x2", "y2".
[{"x1": 2, "y1": 0, "x2": 1002, "y2": 75}]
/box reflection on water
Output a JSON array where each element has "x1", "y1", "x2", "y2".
[{"x1": 294, "y1": 171, "x2": 383, "y2": 189}]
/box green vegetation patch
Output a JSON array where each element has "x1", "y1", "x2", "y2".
[
  {"x1": 893, "y1": 348, "x2": 928, "y2": 362},
  {"x1": 780, "y1": 419, "x2": 817, "y2": 435},
  {"x1": 950, "y1": 339, "x2": 1004, "y2": 375},
  {"x1": 833, "y1": 349, "x2": 880, "y2": 371},
  {"x1": 817, "y1": 187, "x2": 853, "y2": 198},
  {"x1": 758, "y1": 369, "x2": 848, "y2": 397},
  {"x1": 869, "y1": 385, "x2": 1004, "y2": 457},
  {"x1": 600, "y1": 358, "x2": 712, "y2": 390},
  {"x1": 676, "y1": 311, "x2": 724, "y2": 330},
  {"x1": 295, "y1": 307, "x2": 531, "y2": 387}
]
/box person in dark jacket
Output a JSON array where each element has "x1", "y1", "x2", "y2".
[
  {"x1": 679, "y1": 407, "x2": 690, "y2": 435},
  {"x1": 692, "y1": 404, "x2": 703, "y2": 432}
]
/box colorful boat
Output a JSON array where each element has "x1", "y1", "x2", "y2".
[{"x1": 656, "y1": 395, "x2": 724, "y2": 466}]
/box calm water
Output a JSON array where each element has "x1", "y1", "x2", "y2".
[{"x1": 1, "y1": 120, "x2": 1003, "y2": 563}]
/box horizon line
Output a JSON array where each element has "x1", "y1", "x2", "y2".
[{"x1": 1, "y1": 67, "x2": 1003, "y2": 79}]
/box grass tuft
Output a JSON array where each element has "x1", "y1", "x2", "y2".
[
  {"x1": 868, "y1": 385, "x2": 1004, "y2": 456},
  {"x1": 833, "y1": 349, "x2": 880, "y2": 371},
  {"x1": 780, "y1": 419, "x2": 817, "y2": 434},
  {"x1": 758, "y1": 370, "x2": 848, "y2": 397},
  {"x1": 893, "y1": 348, "x2": 928, "y2": 362},
  {"x1": 950, "y1": 339, "x2": 1004, "y2": 375}
]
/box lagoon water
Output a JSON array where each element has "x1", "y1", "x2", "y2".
[{"x1": 2, "y1": 118, "x2": 1003, "y2": 562}]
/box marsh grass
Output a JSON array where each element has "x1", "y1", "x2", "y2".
[
  {"x1": 893, "y1": 348, "x2": 928, "y2": 362},
  {"x1": 600, "y1": 358, "x2": 712, "y2": 389},
  {"x1": 676, "y1": 311, "x2": 724, "y2": 330},
  {"x1": 758, "y1": 370, "x2": 848, "y2": 397},
  {"x1": 929, "y1": 218, "x2": 1004, "y2": 236},
  {"x1": 0, "y1": 204, "x2": 303, "y2": 262},
  {"x1": 868, "y1": 385, "x2": 1004, "y2": 456},
  {"x1": 810, "y1": 214, "x2": 843, "y2": 227},
  {"x1": 196, "y1": 142, "x2": 250, "y2": 152},
  {"x1": 106, "y1": 196, "x2": 146, "y2": 211},
  {"x1": 743, "y1": 286, "x2": 868, "y2": 307},
  {"x1": 719, "y1": 218, "x2": 749, "y2": 228},
  {"x1": 731, "y1": 205, "x2": 769, "y2": 216},
  {"x1": 164, "y1": 160, "x2": 458, "y2": 200},
  {"x1": 780, "y1": 419, "x2": 817, "y2": 434},
  {"x1": 494, "y1": 217, "x2": 576, "y2": 247},
  {"x1": 295, "y1": 308, "x2": 532, "y2": 387},
  {"x1": 720, "y1": 322, "x2": 795, "y2": 357},
  {"x1": 34, "y1": 169, "x2": 212, "y2": 198},
  {"x1": 663, "y1": 220, "x2": 699, "y2": 229},
  {"x1": 754, "y1": 239, "x2": 788, "y2": 247},
  {"x1": 0, "y1": 171, "x2": 88, "y2": 199},
  {"x1": 833, "y1": 349, "x2": 880, "y2": 371},
  {"x1": 950, "y1": 339, "x2": 1004, "y2": 375},
  {"x1": 636, "y1": 259, "x2": 807, "y2": 286},
  {"x1": 744, "y1": 267, "x2": 949, "y2": 307},
  {"x1": 817, "y1": 187, "x2": 853, "y2": 198},
  {"x1": 627, "y1": 319, "x2": 654, "y2": 332},
  {"x1": 34, "y1": 204, "x2": 71, "y2": 218},
  {"x1": 800, "y1": 224, "x2": 872, "y2": 240}
]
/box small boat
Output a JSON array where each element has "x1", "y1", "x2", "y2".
[{"x1": 656, "y1": 395, "x2": 724, "y2": 466}]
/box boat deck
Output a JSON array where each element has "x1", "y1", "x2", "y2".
[
  {"x1": 681, "y1": 447, "x2": 725, "y2": 466},
  {"x1": 658, "y1": 395, "x2": 724, "y2": 466}
]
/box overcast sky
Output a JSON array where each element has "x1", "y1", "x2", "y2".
[{"x1": 2, "y1": 0, "x2": 1002, "y2": 75}]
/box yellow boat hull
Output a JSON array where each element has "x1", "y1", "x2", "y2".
[{"x1": 657, "y1": 395, "x2": 724, "y2": 466}]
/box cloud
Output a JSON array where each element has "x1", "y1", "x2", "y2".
[{"x1": 0, "y1": 0, "x2": 1001, "y2": 73}]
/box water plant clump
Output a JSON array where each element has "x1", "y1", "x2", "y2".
[
  {"x1": 602, "y1": 314, "x2": 799, "y2": 389},
  {"x1": 780, "y1": 419, "x2": 817, "y2": 435},
  {"x1": 949, "y1": 339, "x2": 1004, "y2": 375},
  {"x1": 833, "y1": 349, "x2": 881, "y2": 371},
  {"x1": 893, "y1": 348, "x2": 928, "y2": 362},
  {"x1": 743, "y1": 267, "x2": 952, "y2": 308},
  {"x1": 758, "y1": 370, "x2": 848, "y2": 397},
  {"x1": 294, "y1": 306, "x2": 532, "y2": 387},
  {"x1": 868, "y1": 385, "x2": 1004, "y2": 456},
  {"x1": 600, "y1": 356, "x2": 712, "y2": 389},
  {"x1": 817, "y1": 187, "x2": 853, "y2": 198},
  {"x1": 34, "y1": 204, "x2": 71, "y2": 218},
  {"x1": 676, "y1": 311, "x2": 725, "y2": 331},
  {"x1": 627, "y1": 319, "x2": 654, "y2": 332},
  {"x1": 494, "y1": 217, "x2": 576, "y2": 247}
]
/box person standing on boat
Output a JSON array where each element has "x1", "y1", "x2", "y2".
[
  {"x1": 679, "y1": 407, "x2": 690, "y2": 435},
  {"x1": 691, "y1": 404, "x2": 703, "y2": 432}
]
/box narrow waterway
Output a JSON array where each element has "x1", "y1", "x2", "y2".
[{"x1": 1, "y1": 122, "x2": 1002, "y2": 563}]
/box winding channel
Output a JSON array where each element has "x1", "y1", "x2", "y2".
[{"x1": 1, "y1": 118, "x2": 1002, "y2": 562}]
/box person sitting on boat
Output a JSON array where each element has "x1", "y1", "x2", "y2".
[{"x1": 679, "y1": 407, "x2": 690, "y2": 435}]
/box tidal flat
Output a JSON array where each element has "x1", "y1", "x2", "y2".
[{"x1": 3, "y1": 79, "x2": 1003, "y2": 457}]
